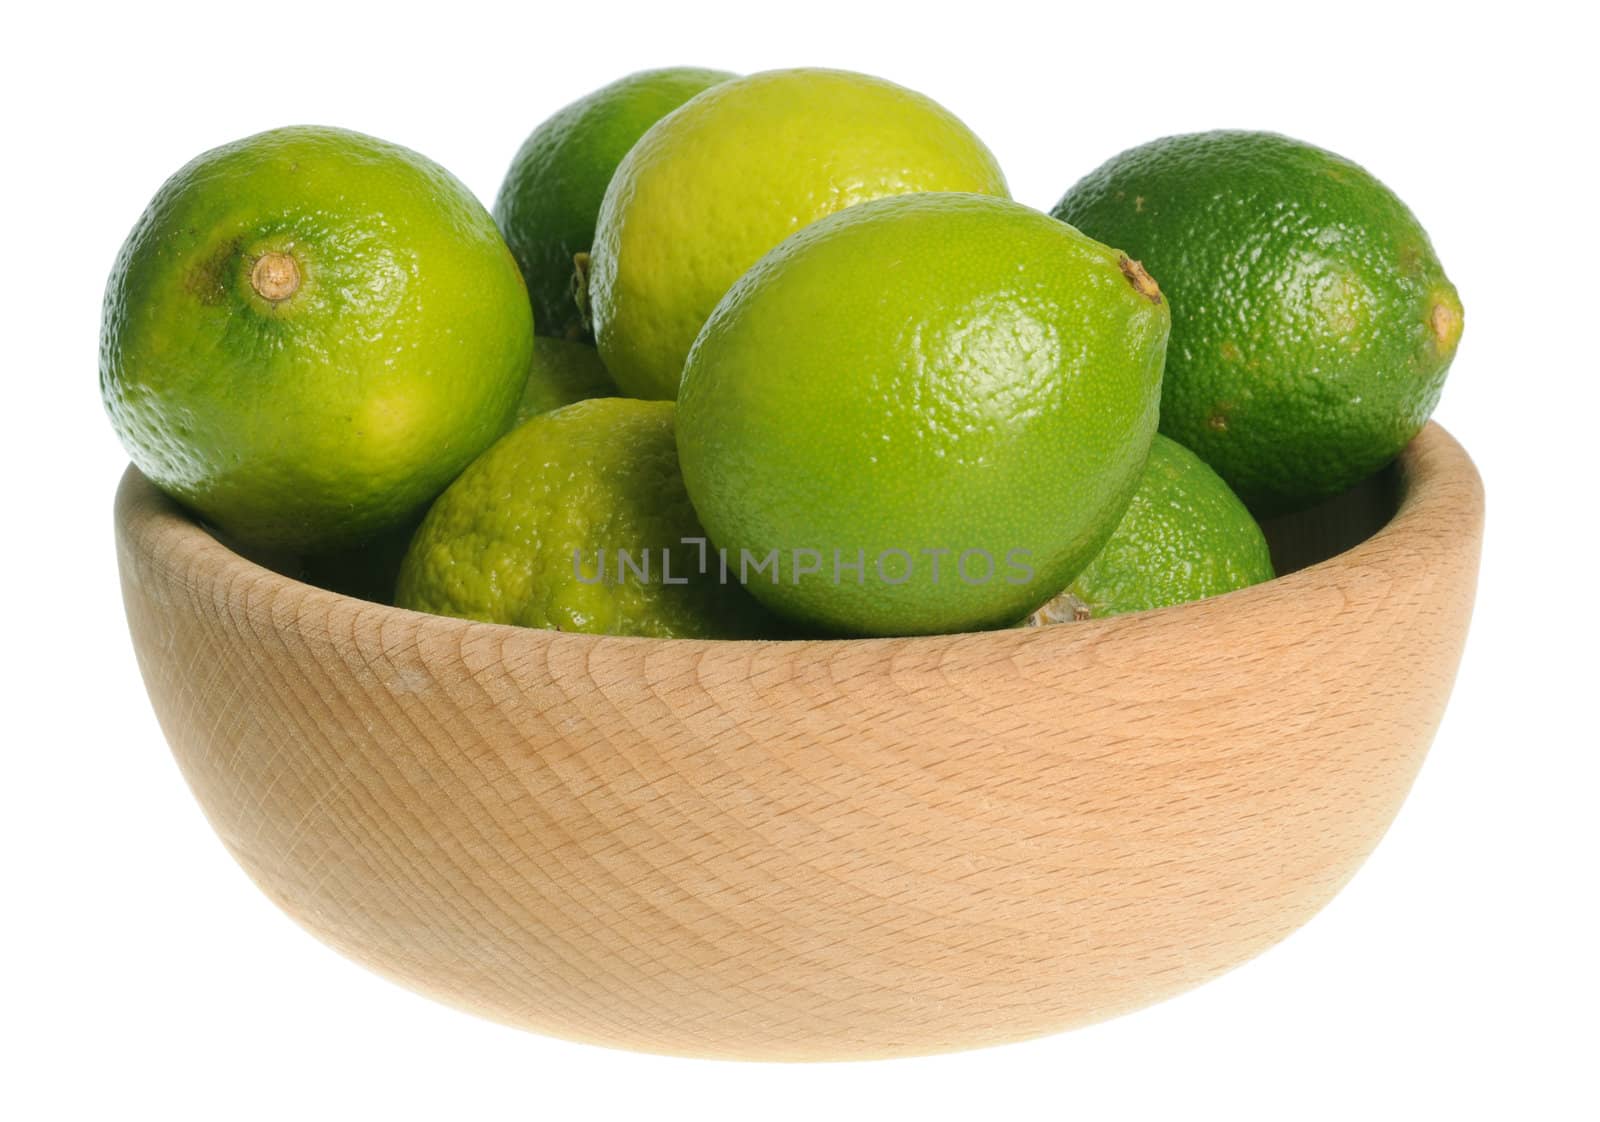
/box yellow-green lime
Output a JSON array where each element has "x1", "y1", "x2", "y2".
[
  {"x1": 494, "y1": 67, "x2": 734, "y2": 341},
  {"x1": 589, "y1": 67, "x2": 1010, "y2": 399},
  {"x1": 677, "y1": 193, "x2": 1169, "y2": 637},
  {"x1": 397, "y1": 398, "x2": 775, "y2": 638},
  {"x1": 101, "y1": 125, "x2": 533, "y2": 553},
  {"x1": 1028, "y1": 435, "x2": 1275, "y2": 622},
  {"x1": 1053, "y1": 130, "x2": 1462, "y2": 514},
  {"x1": 516, "y1": 336, "x2": 618, "y2": 422}
]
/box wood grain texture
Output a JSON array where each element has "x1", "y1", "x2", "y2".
[{"x1": 114, "y1": 422, "x2": 1483, "y2": 1060}]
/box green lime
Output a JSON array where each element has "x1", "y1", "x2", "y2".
[
  {"x1": 396, "y1": 398, "x2": 775, "y2": 638},
  {"x1": 516, "y1": 336, "x2": 618, "y2": 422},
  {"x1": 494, "y1": 67, "x2": 734, "y2": 341},
  {"x1": 101, "y1": 125, "x2": 533, "y2": 553},
  {"x1": 676, "y1": 193, "x2": 1169, "y2": 638},
  {"x1": 589, "y1": 67, "x2": 1009, "y2": 399},
  {"x1": 1052, "y1": 130, "x2": 1461, "y2": 514},
  {"x1": 1027, "y1": 435, "x2": 1274, "y2": 623}
]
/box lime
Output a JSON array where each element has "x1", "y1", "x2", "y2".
[
  {"x1": 396, "y1": 398, "x2": 775, "y2": 638},
  {"x1": 1027, "y1": 435, "x2": 1274, "y2": 622},
  {"x1": 494, "y1": 67, "x2": 734, "y2": 341},
  {"x1": 516, "y1": 336, "x2": 618, "y2": 422},
  {"x1": 101, "y1": 125, "x2": 533, "y2": 553},
  {"x1": 676, "y1": 193, "x2": 1169, "y2": 637},
  {"x1": 1053, "y1": 130, "x2": 1462, "y2": 514},
  {"x1": 588, "y1": 67, "x2": 1009, "y2": 399}
]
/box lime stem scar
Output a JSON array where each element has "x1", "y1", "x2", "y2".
[
  {"x1": 1023, "y1": 590, "x2": 1094, "y2": 626},
  {"x1": 1118, "y1": 256, "x2": 1162, "y2": 304},
  {"x1": 571, "y1": 252, "x2": 593, "y2": 338},
  {"x1": 1430, "y1": 299, "x2": 1462, "y2": 352},
  {"x1": 251, "y1": 252, "x2": 301, "y2": 302}
]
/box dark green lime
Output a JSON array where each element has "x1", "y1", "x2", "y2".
[
  {"x1": 1053, "y1": 130, "x2": 1462, "y2": 514},
  {"x1": 494, "y1": 67, "x2": 733, "y2": 341}
]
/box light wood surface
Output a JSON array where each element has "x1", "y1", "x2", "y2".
[{"x1": 114, "y1": 422, "x2": 1483, "y2": 1060}]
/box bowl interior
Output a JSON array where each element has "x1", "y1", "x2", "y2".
[{"x1": 1260, "y1": 461, "x2": 1402, "y2": 577}]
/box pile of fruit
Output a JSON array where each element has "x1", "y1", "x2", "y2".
[{"x1": 102, "y1": 67, "x2": 1462, "y2": 639}]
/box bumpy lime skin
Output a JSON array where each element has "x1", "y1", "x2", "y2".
[
  {"x1": 677, "y1": 193, "x2": 1170, "y2": 638},
  {"x1": 1066, "y1": 435, "x2": 1274, "y2": 617},
  {"x1": 1053, "y1": 130, "x2": 1462, "y2": 515},
  {"x1": 589, "y1": 68, "x2": 1011, "y2": 400},
  {"x1": 101, "y1": 126, "x2": 534, "y2": 553},
  {"x1": 493, "y1": 67, "x2": 734, "y2": 341},
  {"x1": 396, "y1": 398, "x2": 775, "y2": 639}
]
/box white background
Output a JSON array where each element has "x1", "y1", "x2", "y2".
[{"x1": 4, "y1": 1, "x2": 1596, "y2": 1117}]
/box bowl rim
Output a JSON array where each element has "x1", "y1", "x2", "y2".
[{"x1": 114, "y1": 420, "x2": 1482, "y2": 652}]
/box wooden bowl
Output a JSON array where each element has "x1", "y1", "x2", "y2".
[{"x1": 114, "y1": 422, "x2": 1482, "y2": 1061}]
